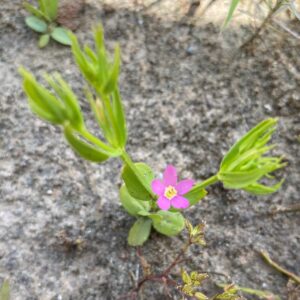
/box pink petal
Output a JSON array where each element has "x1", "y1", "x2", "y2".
[
  {"x1": 176, "y1": 179, "x2": 194, "y2": 195},
  {"x1": 163, "y1": 165, "x2": 177, "y2": 186},
  {"x1": 171, "y1": 195, "x2": 190, "y2": 209},
  {"x1": 157, "y1": 196, "x2": 171, "y2": 210},
  {"x1": 151, "y1": 179, "x2": 165, "y2": 196}
]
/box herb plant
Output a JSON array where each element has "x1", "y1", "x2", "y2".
[
  {"x1": 19, "y1": 24, "x2": 286, "y2": 246},
  {"x1": 24, "y1": 0, "x2": 71, "y2": 48}
]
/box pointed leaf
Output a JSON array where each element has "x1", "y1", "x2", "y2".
[
  {"x1": 219, "y1": 169, "x2": 265, "y2": 189},
  {"x1": 182, "y1": 270, "x2": 192, "y2": 284},
  {"x1": 128, "y1": 217, "x2": 152, "y2": 246},
  {"x1": 195, "y1": 292, "x2": 208, "y2": 300},
  {"x1": 120, "y1": 185, "x2": 150, "y2": 216},
  {"x1": 69, "y1": 33, "x2": 96, "y2": 82},
  {"x1": 121, "y1": 162, "x2": 154, "y2": 201},
  {"x1": 23, "y1": 3, "x2": 49, "y2": 20},
  {"x1": 25, "y1": 16, "x2": 47, "y2": 33},
  {"x1": 151, "y1": 211, "x2": 185, "y2": 236},
  {"x1": 51, "y1": 27, "x2": 72, "y2": 46},
  {"x1": 64, "y1": 125, "x2": 111, "y2": 163},
  {"x1": 223, "y1": 0, "x2": 241, "y2": 28},
  {"x1": 220, "y1": 119, "x2": 277, "y2": 171},
  {"x1": 45, "y1": 73, "x2": 84, "y2": 130},
  {"x1": 112, "y1": 89, "x2": 127, "y2": 147},
  {"x1": 43, "y1": 0, "x2": 58, "y2": 21},
  {"x1": 103, "y1": 45, "x2": 120, "y2": 94},
  {"x1": 243, "y1": 180, "x2": 284, "y2": 195}
]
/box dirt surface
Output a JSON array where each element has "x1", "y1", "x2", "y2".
[{"x1": 0, "y1": 0, "x2": 299, "y2": 299}]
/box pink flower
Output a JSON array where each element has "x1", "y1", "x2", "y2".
[{"x1": 151, "y1": 165, "x2": 194, "y2": 211}]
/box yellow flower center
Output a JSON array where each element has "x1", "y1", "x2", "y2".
[{"x1": 164, "y1": 186, "x2": 177, "y2": 200}]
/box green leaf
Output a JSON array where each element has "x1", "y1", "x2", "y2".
[
  {"x1": 103, "y1": 45, "x2": 120, "y2": 94},
  {"x1": 182, "y1": 270, "x2": 192, "y2": 285},
  {"x1": 112, "y1": 88, "x2": 127, "y2": 148},
  {"x1": 25, "y1": 16, "x2": 47, "y2": 33},
  {"x1": 44, "y1": 73, "x2": 84, "y2": 130},
  {"x1": 43, "y1": 0, "x2": 58, "y2": 21},
  {"x1": 195, "y1": 292, "x2": 208, "y2": 300},
  {"x1": 38, "y1": 34, "x2": 50, "y2": 48},
  {"x1": 23, "y1": 3, "x2": 49, "y2": 20},
  {"x1": 0, "y1": 280, "x2": 10, "y2": 300},
  {"x1": 119, "y1": 185, "x2": 150, "y2": 216},
  {"x1": 184, "y1": 185, "x2": 207, "y2": 206},
  {"x1": 220, "y1": 119, "x2": 277, "y2": 171},
  {"x1": 151, "y1": 211, "x2": 185, "y2": 236},
  {"x1": 38, "y1": 0, "x2": 47, "y2": 14},
  {"x1": 243, "y1": 180, "x2": 284, "y2": 195},
  {"x1": 69, "y1": 32, "x2": 96, "y2": 83},
  {"x1": 218, "y1": 169, "x2": 267, "y2": 189},
  {"x1": 64, "y1": 125, "x2": 112, "y2": 163},
  {"x1": 121, "y1": 162, "x2": 155, "y2": 201},
  {"x1": 128, "y1": 217, "x2": 152, "y2": 246},
  {"x1": 51, "y1": 27, "x2": 72, "y2": 46},
  {"x1": 223, "y1": 0, "x2": 241, "y2": 28},
  {"x1": 19, "y1": 67, "x2": 67, "y2": 124},
  {"x1": 94, "y1": 24, "x2": 106, "y2": 59}
]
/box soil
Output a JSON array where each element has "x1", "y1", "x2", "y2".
[{"x1": 0, "y1": 0, "x2": 299, "y2": 299}]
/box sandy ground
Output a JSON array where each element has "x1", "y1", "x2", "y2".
[{"x1": 0, "y1": 0, "x2": 299, "y2": 299}]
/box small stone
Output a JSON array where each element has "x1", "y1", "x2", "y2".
[
  {"x1": 46, "y1": 189, "x2": 53, "y2": 195},
  {"x1": 264, "y1": 104, "x2": 272, "y2": 112}
]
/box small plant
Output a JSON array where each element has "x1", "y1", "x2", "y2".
[
  {"x1": 24, "y1": 0, "x2": 71, "y2": 48},
  {"x1": 123, "y1": 220, "x2": 279, "y2": 299},
  {"x1": 223, "y1": 0, "x2": 300, "y2": 50},
  {"x1": 19, "y1": 24, "x2": 286, "y2": 246}
]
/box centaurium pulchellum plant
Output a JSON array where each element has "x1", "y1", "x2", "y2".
[
  {"x1": 19, "y1": 24, "x2": 286, "y2": 246},
  {"x1": 24, "y1": 0, "x2": 71, "y2": 48}
]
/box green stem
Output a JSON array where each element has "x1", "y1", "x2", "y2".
[
  {"x1": 96, "y1": 87, "x2": 120, "y2": 147},
  {"x1": 79, "y1": 127, "x2": 120, "y2": 155},
  {"x1": 121, "y1": 150, "x2": 156, "y2": 199},
  {"x1": 195, "y1": 175, "x2": 219, "y2": 190}
]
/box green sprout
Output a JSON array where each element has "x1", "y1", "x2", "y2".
[{"x1": 24, "y1": 0, "x2": 71, "y2": 48}]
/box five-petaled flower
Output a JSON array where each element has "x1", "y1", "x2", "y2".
[{"x1": 151, "y1": 165, "x2": 194, "y2": 210}]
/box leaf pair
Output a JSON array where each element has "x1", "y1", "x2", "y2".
[
  {"x1": 218, "y1": 118, "x2": 286, "y2": 195},
  {"x1": 24, "y1": 1, "x2": 71, "y2": 48},
  {"x1": 126, "y1": 211, "x2": 186, "y2": 246}
]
